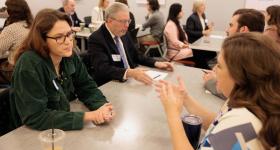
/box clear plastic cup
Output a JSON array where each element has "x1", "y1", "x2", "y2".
[
  {"x1": 79, "y1": 23, "x2": 85, "y2": 31},
  {"x1": 38, "y1": 129, "x2": 65, "y2": 150}
]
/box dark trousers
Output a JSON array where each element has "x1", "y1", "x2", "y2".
[{"x1": 188, "y1": 49, "x2": 217, "y2": 69}]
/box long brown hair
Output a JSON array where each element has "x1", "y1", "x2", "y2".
[
  {"x1": 4, "y1": 0, "x2": 33, "y2": 28},
  {"x1": 167, "y1": 3, "x2": 187, "y2": 42},
  {"x1": 266, "y1": 5, "x2": 280, "y2": 37},
  {"x1": 13, "y1": 9, "x2": 72, "y2": 64},
  {"x1": 223, "y1": 32, "x2": 280, "y2": 149}
]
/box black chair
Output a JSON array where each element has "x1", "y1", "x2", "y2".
[
  {"x1": 84, "y1": 16, "x2": 92, "y2": 27},
  {"x1": 129, "y1": 27, "x2": 139, "y2": 43},
  {"x1": 0, "y1": 88, "x2": 12, "y2": 136}
]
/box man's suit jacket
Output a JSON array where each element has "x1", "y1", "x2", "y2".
[
  {"x1": 185, "y1": 12, "x2": 209, "y2": 43},
  {"x1": 88, "y1": 24, "x2": 156, "y2": 86},
  {"x1": 58, "y1": 7, "x2": 82, "y2": 27}
]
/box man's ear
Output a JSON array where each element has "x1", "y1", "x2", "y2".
[{"x1": 240, "y1": 26, "x2": 250, "y2": 33}]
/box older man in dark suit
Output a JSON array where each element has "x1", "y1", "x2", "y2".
[
  {"x1": 88, "y1": 2, "x2": 173, "y2": 86},
  {"x1": 58, "y1": 0, "x2": 81, "y2": 32}
]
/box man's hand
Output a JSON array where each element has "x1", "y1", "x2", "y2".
[
  {"x1": 155, "y1": 62, "x2": 174, "y2": 71},
  {"x1": 127, "y1": 68, "x2": 153, "y2": 85},
  {"x1": 202, "y1": 70, "x2": 216, "y2": 83}
]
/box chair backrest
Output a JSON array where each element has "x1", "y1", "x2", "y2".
[
  {"x1": 161, "y1": 35, "x2": 168, "y2": 58},
  {"x1": 0, "y1": 88, "x2": 11, "y2": 136},
  {"x1": 84, "y1": 16, "x2": 92, "y2": 27},
  {"x1": 129, "y1": 27, "x2": 139, "y2": 43}
]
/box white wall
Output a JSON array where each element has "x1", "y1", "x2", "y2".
[{"x1": 22, "y1": 0, "x2": 245, "y2": 31}]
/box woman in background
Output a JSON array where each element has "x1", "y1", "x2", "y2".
[
  {"x1": 156, "y1": 33, "x2": 280, "y2": 150},
  {"x1": 164, "y1": 3, "x2": 193, "y2": 61},
  {"x1": 185, "y1": 0, "x2": 213, "y2": 43},
  {"x1": 185, "y1": 0, "x2": 216, "y2": 69},
  {"x1": 10, "y1": 9, "x2": 114, "y2": 131},
  {"x1": 91, "y1": 0, "x2": 110, "y2": 27},
  {"x1": 141, "y1": 0, "x2": 164, "y2": 42},
  {"x1": 0, "y1": 0, "x2": 33, "y2": 84},
  {"x1": 264, "y1": 5, "x2": 280, "y2": 47}
]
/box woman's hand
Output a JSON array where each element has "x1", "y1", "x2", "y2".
[
  {"x1": 155, "y1": 78, "x2": 188, "y2": 116},
  {"x1": 84, "y1": 103, "x2": 114, "y2": 124}
]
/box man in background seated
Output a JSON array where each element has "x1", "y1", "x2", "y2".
[
  {"x1": 88, "y1": 2, "x2": 173, "y2": 86},
  {"x1": 58, "y1": 0, "x2": 81, "y2": 32},
  {"x1": 203, "y1": 8, "x2": 265, "y2": 99}
]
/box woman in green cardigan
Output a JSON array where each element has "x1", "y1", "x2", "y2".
[{"x1": 9, "y1": 9, "x2": 114, "y2": 130}]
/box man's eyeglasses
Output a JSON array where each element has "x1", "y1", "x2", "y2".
[
  {"x1": 110, "y1": 17, "x2": 131, "y2": 25},
  {"x1": 46, "y1": 31, "x2": 75, "y2": 44}
]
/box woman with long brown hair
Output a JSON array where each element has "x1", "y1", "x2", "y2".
[
  {"x1": 0, "y1": 0, "x2": 33, "y2": 83},
  {"x1": 164, "y1": 3, "x2": 193, "y2": 61},
  {"x1": 10, "y1": 9, "x2": 114, "y2": 131},
  {"x1": 264, "y1": 5, "x2": 280, "y2": 47},
  {"x1": 156, "y1": 32, "x2": 280, "y2": 150}
]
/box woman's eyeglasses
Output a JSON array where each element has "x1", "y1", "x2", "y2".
[{"x1": 46, "y1": 31, "x2": 75, "y2": 44}]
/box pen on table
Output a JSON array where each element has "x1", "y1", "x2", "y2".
[
  {"x1": 202, "y1": 70, "x2": 208, "y2": 74},
  {"x1": 153, "y1": 75, "x2": 161, "y2": 79}
]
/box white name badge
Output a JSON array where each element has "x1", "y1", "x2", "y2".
[{"x1": 112, "y1": 54, "x2": 121, "y2": 62}]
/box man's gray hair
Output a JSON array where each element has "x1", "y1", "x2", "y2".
[
  {"x1": 105, "y1": 2, "x2": 129, "y2": 20},
  {"x1": 62, "y1": 0, "x2": 70, "y2": 6}
]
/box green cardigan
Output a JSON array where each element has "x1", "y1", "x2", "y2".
[{"x1": 10, "y1": 51, "x2": 107, "y2": 130}]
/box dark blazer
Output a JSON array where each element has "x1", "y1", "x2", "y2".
[
  {"x1": 128, "y1": 12, "x2": 136, "y2": 32},
  {"x1": 58, "y1": 7, "x2": 82, "y2": 27},
  {"x1": 88, "y1": 24, "x2": 156, "y2": 86},
  {"x1": 185, "y1": 12, "x2": 209, "y2": 43}
]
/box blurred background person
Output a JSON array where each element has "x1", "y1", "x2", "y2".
[
  {"x1": 156, "y1": 32, "x2": 280, "y2": 150},
  {"x1": 0, "y1": 0, "x2": 33, "y2": 84},
  {"x1": 184, "y1": 0, "x2": 216, "y2": 69},
  {"x1": 140, "y1": 0, "x2": 164, "y2": 43},
  {"x1": 91, "y1": 0, "x2": 110, "y2": 29},
  {"x1": 58, "y1": 0, "x2": 82, "y2": 32},
  {"x1": 0, "y1": 6, "x2": 8, "y2": 18},
  {"x1": 203, "y1": 8, "x2": 265, "y2": 100},
  {"x1": 185, "y1": 0, "x2": 213, "y2": 43},
  {"x1": 164, "y1": 3, "x2": 193, "y2": 61},
  {"x1": 115, "y1": 0, "x2": 135, "y2": 32},
  {"x1": 264, "y1": 5, "x2": 280, "y2": 47}
]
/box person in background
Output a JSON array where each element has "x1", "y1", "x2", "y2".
[
  {"x1": 264, "y1": 5, "x2": 280, "y2": 47},
  {"x1": 10, "y1": 9, "x2": 114, "y2": 131},
  {"x1": 225, "y1": 8, "x2": 265, "y2": 37},
  {"x1": 91, "y1": 0, "x2": 110, "y2": 28},
  {"x1": 58, "y1": 0, "x2": 82, "y2": 32},
  {"x1": 185, "y1": 0, "x2": 213, "y2": 43},
  {"x1": 0, "y1": 7, "x2": 8, "y2": 18},
  {"x1": 164, "y1": 3, "x2": 193, "y2": 61},
  {"x1": 184, "y1": 0, "x2": 216, "y2": 69},
  {"x1": 156, "y1": 32, "x2": 280, "y2": 150},
  {"x1": 141, "y1": 0, "x2": 165, "y2": 42},
  {"x1": 88, "y1": 2, "x2": 173, "y2": 86},
  {"x1": 0, "y1": 0, "x2": 33, "y2": 84},
  {"x1": 203, "y1": 8, "x2": 265, "y2": 100},
  {"x1": 115, "y1": 0, "x2": 135, "y2": 32}
]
